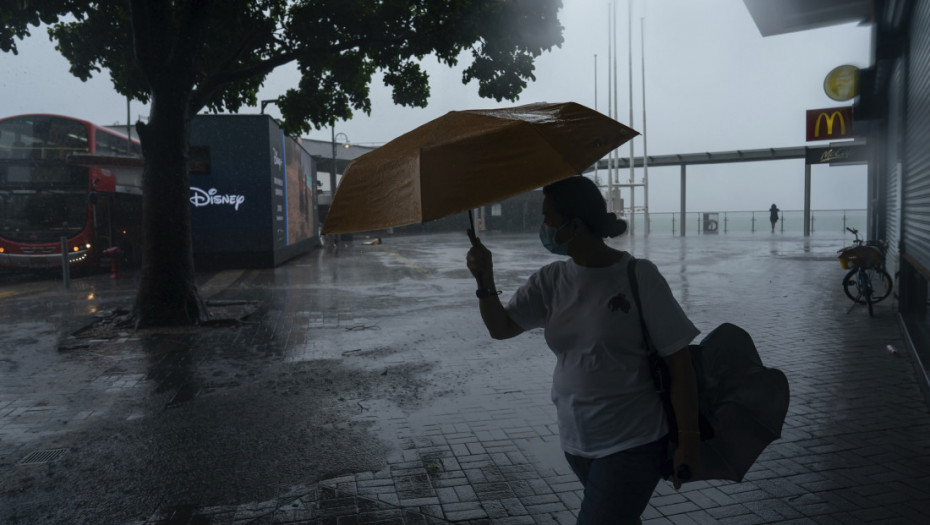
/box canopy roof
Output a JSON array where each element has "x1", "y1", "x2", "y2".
[{"x1": 742, "y1": 0, "x2": 872, "y2": 37}]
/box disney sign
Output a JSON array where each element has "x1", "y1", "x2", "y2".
[{"x1": 190, "y1": 186, "x2": 246, "y2": 211}]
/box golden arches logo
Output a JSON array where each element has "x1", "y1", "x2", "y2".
[
  {"x1": 814, "y1": 111, "x2": 846, "y2": 138},
  {"x1": 806, "y1": 106, "x2": 853, "y2": 142}
]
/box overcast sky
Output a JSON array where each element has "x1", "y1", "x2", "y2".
[{"x1": 0, "y1": 0, "x2": 872, "y2": 213}]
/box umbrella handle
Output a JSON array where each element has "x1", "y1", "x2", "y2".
[
  {"x1": 466, "y1": 211, "x2": 481, "y2": 251},
  {"x1": 465, "y1": 213, "x2": 484, "y2": 285}
]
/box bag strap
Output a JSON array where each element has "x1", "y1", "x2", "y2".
[
  {"x1": 629, "y1": 258, "x2": 714, "y2": 455},
  {"x1": 629, "y1": 256, "x2": 681, "y2": 447},
  {"x1": 627, "y1": 256, "x2": 658, "y2": 358}
]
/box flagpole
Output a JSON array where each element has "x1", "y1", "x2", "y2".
[
  {"x1": 594, "y1": 53, "x2": 599, "y2": 187},
  {"x1": 628, "y1": 0, "x2": 635, "y2": 236},
  {"x1": 606, "y1": 4, "x2": 613, "y2": 208},
  {"x1": 610, "y1": 4, "x2": 620, "y2": 209},
  {"x1": 641, "y1": 16, "x2": 649, "y2": 236}
]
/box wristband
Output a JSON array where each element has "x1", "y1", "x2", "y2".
[{"x1": 476, "y1": 288, "x2": 502, "y2": 299}]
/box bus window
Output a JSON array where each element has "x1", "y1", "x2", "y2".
[
  {"x1": 1, "y1": 189, "x2": 86, "y2": 242},
  {"x1": 2, "y1": 163, "x2": 85, "y2": 185},
  {"x1": 96, "y1": 129, "x2": 142, "y2": 157},
  {"x1": 0, "y1": 116, "x2": 89, "y2": 160}
]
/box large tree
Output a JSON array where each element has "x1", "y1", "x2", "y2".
[{"x1": 1, "y1": 0, "x2": 563, "y2": 327}]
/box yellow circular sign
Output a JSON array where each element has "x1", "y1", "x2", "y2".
[{"x1": 824, "y1": 65, "x2": 859, "y2": 101}]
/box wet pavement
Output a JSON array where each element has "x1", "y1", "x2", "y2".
[{"x1": 1, "y1": 231, "x2": 929, "y2": 524}]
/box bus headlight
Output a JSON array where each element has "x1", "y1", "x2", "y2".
[
  {"x1": 85, "y1": 243, "x2": 91, "y2": 249},
  {"x1": 72, "y1": 246, "x2": 79, "y2": 252}
]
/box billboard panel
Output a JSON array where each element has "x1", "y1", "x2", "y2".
[
  {"x1": 269, "y1": 121, "x2": 287, "y2": 249},
  {"x1": 191, "y1": 116, "x2": 272, "y2": 258},
  {"x1": 285, "y1": 134, "x2": 316, "y2": 245},
  {"x1": 189, "y1": 115, "x2": 319, "y2": 268},
  {"x1": 806, "y1": 106, "x2": 854, "y2": 141}
]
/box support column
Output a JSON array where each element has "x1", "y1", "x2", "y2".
[
  {"x1": 804, "y1": 163, "x2": 812, "y2": 237},
  {"x1": 630, "y1": 178, "x2": 636, "y2": 236},
  {"x1": 680, "y1": 164, "x2": 687, "y2": 237}
]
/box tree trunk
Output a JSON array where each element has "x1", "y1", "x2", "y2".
[{"x1": 133, "y1": 88, "x2": 208, "y2": 328}]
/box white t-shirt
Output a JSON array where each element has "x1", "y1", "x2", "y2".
[{"x1": 505, "y1": 253, "x2": 699, "y2": 458}]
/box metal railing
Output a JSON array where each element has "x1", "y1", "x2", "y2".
[{"x1": 632, "y1": 209, "x2": 867, "y2": 237}]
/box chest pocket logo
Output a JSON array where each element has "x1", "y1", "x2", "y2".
[{"x1": 607, "y1": 292, "x2": 631, "y2": 313}]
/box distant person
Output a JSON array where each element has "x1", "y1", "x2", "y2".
[
  {"x1": 769, "y1": 204, "x2": 780, "y2": 233},
  {"x1": 466, "y1": 176, "x2": 701, "y2": 524}
]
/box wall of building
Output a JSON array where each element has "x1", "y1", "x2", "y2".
[{"x1": 874, "y1": 0, "x2": 930, "y2": 406}]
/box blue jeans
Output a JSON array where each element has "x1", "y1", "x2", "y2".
[{"x1": 564, "y1": 437, "x2": 667, "y2": 525}]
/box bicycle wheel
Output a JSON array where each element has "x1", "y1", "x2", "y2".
[
  {"x1": 843, "y1": 268, "x2": 864, "y2": 303},
  {"x1": 855, "y1": 269, "x2": 875, "y2": 315},
  {"x1": 843, "y1": 268, "x2": 893, "y2": 304}
]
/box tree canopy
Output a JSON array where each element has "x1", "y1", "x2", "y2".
[
  {"x1": 2, "y1": 0, "x2": 564, "y2": 134},
  {"x1": 1, "y1": 0, "x2": 564, "y2": 327}
]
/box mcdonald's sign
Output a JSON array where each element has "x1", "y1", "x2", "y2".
[{"x1": 806, "y1": 106, "x2": 854, "y2": 141}]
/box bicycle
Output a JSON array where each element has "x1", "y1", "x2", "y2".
[{"x1": 836, "y1": 227, "x2": 893, "y2": 316}]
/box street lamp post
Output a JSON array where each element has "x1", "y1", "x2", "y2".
[
  {"x1": 330, "y1": 127, "x2": 350, "y2": 195},
  {"x1": 260, "y1": 99, "x2": 278, "y2": 114}
]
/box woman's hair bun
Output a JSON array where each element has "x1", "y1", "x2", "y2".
[{"x1": 604, "y1": 213, "x2": 627, "y2": 238}]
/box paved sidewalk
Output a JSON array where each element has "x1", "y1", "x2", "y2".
[{"x1": 1, "y1": 232, "x2": 928, "y2": 524}]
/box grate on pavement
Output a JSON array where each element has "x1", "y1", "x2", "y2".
[{"x1": 18, "y1": 448, "x2": 67, "y2": 465}]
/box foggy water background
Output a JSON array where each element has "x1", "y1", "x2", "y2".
[{"x1": 628, "y1": 209, "x2": 867, "y2": 238}]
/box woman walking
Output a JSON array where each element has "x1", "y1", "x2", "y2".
[{"x1": 466, "y1": 176, "x2": 702, "y2": 525}]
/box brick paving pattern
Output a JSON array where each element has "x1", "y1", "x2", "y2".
[{"x1": 1, "y1": 232, "x2": 928, "y2": 524}]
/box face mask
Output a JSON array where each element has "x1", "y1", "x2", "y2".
[{"x1": 539, "y1": 223, "x2": 570, "y2": 255}]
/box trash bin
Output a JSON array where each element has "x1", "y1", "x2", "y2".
[{"x1": 703, "y1": 212, "x2": 720, "y2": 234}]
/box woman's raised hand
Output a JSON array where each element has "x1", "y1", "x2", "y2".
[{"x1": 466, "y1": 228, "x2": 493, "y2": 286}]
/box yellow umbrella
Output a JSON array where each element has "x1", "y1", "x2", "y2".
[{"x1": 321, "y1": 102, "x2": 638, "y2": 234}]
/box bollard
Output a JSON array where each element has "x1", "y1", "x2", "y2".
[
  {"x1": 102, "y1": 246, "x2": 123, "y2": 279},
  {"x1": 671, "y1": 214, "x2": 676, "y2": 236},
  {"x1": 60, "y1": 237, "x2": 70, "y2": 289}
]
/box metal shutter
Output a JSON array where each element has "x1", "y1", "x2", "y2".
[
  {"x1": 886, "y1": 58, "x2": 904, "y2": 277},
  {"x1": 903, "y1": 0, "x2": 930, "y2": 269}
]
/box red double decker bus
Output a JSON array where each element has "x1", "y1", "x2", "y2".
[{"x1": 0, "y1": 114, "x2": 143, "y2": 269}]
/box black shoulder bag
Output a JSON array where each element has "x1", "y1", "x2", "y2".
[
  {"x1": 626, "y1": 257, "x2": 714, "y2": 445},
  {"x1": 627, "y1": 257, "x2": 791, "y2": 483}
]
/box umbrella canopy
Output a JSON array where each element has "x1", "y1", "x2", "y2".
[
  {"x1": 695, "y1": 368, "x2": 789, "y2": 481},
  {"x1": 321, "y1": 102, "x2": 638, "y2": 234},
  {"x1": 684, "y1": 323, "x2": 790, "y2": 483}
]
